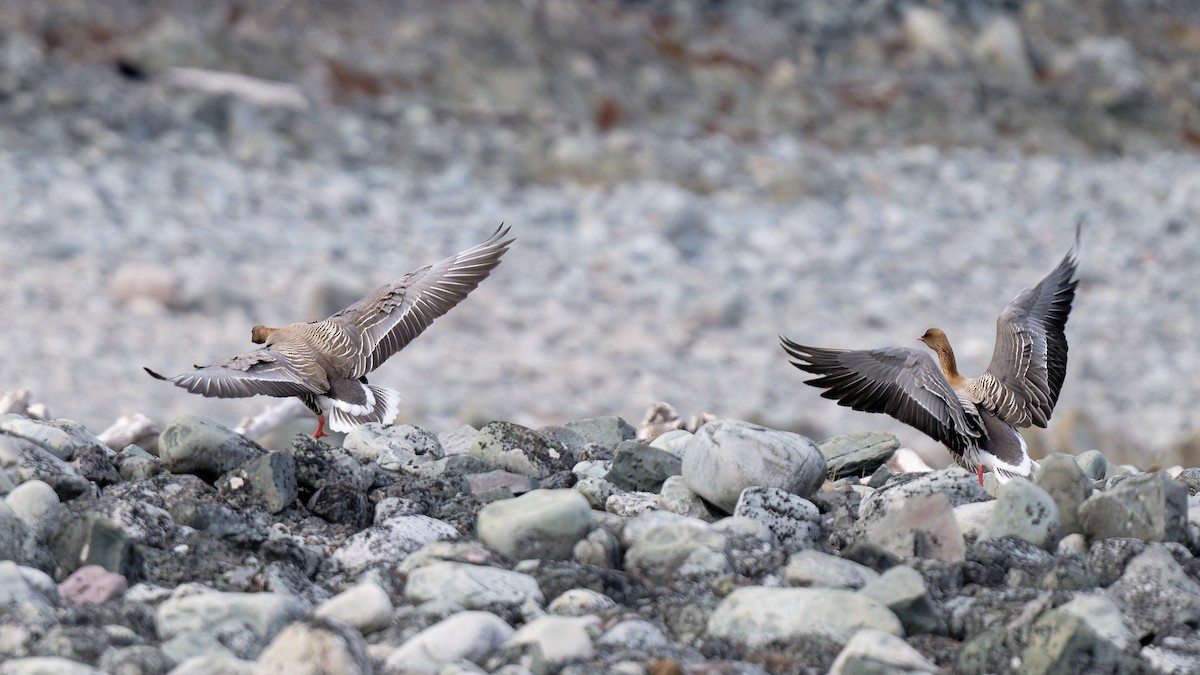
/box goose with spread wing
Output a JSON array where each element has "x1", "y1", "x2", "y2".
[
  {"x1": 780, "y1": 228, "x2": 1080, "y2": 483},
  {"x1": 146, "y1": 225, "x2": 513, "y2": 437}
]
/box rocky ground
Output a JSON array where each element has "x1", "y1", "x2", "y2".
[{"x1": 2, "y1": 410, "x2": 1200, "y2": 674}]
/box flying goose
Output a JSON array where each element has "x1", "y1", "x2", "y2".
[
  {"x1": 780, "y1": 228, "x2": 1080, "y2": 483},
  {"x1": 146, "y1": 225, "x2": 513, "y2": 437}
]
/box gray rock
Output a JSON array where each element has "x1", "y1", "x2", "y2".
[
  {"x1": 572, "y1": 527, "x2": 622, "y2": 569},
  {"x1": 573, "y1": 475, "x2": 620, "y2": 510},
  {"x1": 980, "y1": 479, "x2": 1061, "y2": 551},
  {"x1": 605, "y1": 491, "x2": 660, "y2": 517},
  {"x1": 385, "y1": 611, "x2": 514, "y2": 674},
  {"x1": 973, "y1": 16, "x2": 1034, "y2": 84},
  {"x1": 313, "y1": 582, "x2": 393, "y2": 635},
  {"x1": 331, "y1": 515, "x2": 459, "y2": 575},
  {"x1": 605, "y1": 440, "x2": 681, "y2": 493},
  {"x1": 469, "y1": 421, "x2": 572, "y2": 479},
  {"x1": 953, "y1": 501, "x2": 995, "y2": 540},
  {"x1": 864, "y1": 492, "x2": 966, "y2": 562},
  {"x1": 438, "y1": 424, "x2": 479, "y2": 456},
  {"x1": 858, "y1": 467, "x2": 988, "y2": 529},
  {"x1": 1018, "y1": 600, "x2": 1144, "y2": 674},
  {"x1": 623, "y1": 519, "x2": 730, "y2": 586},
  {"x1": 818, "y1": 431, "x2": 899, "y2": 480},
  {"x1": 657, "y1": 475, "x2": 715, "y2": 521},
  {"x1": 563, "y1": 416, "x2": 637, "y2": 451},
  {"x1": 536, "y1": 425, "x2": 590, "y2": 458},
  {"x1": 733, "y1": 486, "x2": 821, "y2": 552},
  {"x1": 405, "y1": 562, "x2": 544, "y2": 609},
  {"x1": 343, "y1": 422, "x2": 444, "y2": 465},
  {"x1": 156, "y1": 589, "x2": 307, "y2": 660},
  {"x1": 1176, "y1": 467, "x2": 1200, "y2": 495},
  {"x1": 97, "y1": 645, "x2": 173, "y2": 675},
  {"x1": 1034, "y1": 453, "x2": 1092, "y2": 537},
  {"x1": 547, "y1": 588, "x2": 615, "y2": 617},
  {"x1": 1074, "y1": 449, "x2": 1108, "y2": 481},
  {"x1": 216, "y1": 451, "x2": 297, "y2": 514},
  {"x1": 3, "y1": 479, "x2": 59, "y2": 542},
  {"x1": 681, "y1": 419, "x2": 826, "y2": 513},
  {"x1": 595, "y1": 619, "x2": 670, "y2": 650},
  {"x1": 165, "y1": 655, "x2": 256, "y2": 675},
  {"x1": 1104, "y1": 545, "x2": 1200, "y2": 641},
  {"x1": 51, "y1": 512, "x2": 136, "y2": 576},
  {"x1": 707, "y1": 586, "x2": 902, "y2": 649},
  {"x1": 255, "y1": 618, "x2": 372, "y2": 675},
  {"x1": 158, "y1": 415, "x2": 266, "y2": 481},
  {"x1": 116, "y1": 444, "x2": 165, "y2": 481},
  {"x1": 70, "y1": 444, "x2": 120, "y2": 486},
  {"x1": 859, "y1": 565, "x2": 941, "y2": 635},
  {"x1": 505, "y1": 615, "x2": 598, "y2": 668},
  {"x1": 0, "y1": 658, "x2": 107, "y2": 675},
  {"x1": 476, "y1": 489, "x2": 593, "y2": 561},
  {"x1": 829, "y1": 627, "x2": 940, "y2": 674},
  {"x1": 785, "y1": 550, "x2": 879, "y2": 590},
  {"x1": 1054, "y1": 593, "x2": 1135, "y2": 650},
  {"x1": 0, "y1": 561, "x2": 59, "y2": 629},
  {"x1": 467, "y1": 470, "x2": 539, "y2": 497},
  {"x1": 1057, "y1": 532, "x2": 1089, "y2": 557},
  {"x1": 0, "y1": 413, "x2": 109, "y2": 461},
  {"x1": 649, "y1": 429, "x2": 693, "y2": 459},
  {"x1": 1079, "y1": 471, "x2": 1188, "y2": 542},
  {"x1": 0, "y1": 435, "x2": 91, "y2": 500},
  {"x1": 288, "y1": 436, "x2": 372, "y2": 493}
]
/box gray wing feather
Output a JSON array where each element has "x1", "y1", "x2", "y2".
[{"x1": 147, "y1": 348, "x2": 324, "y2": 400}]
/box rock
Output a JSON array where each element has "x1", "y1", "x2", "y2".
[
  {"x1": 469, "y1": 421, "x2": 572, "y2": 478},
  {"x1": 902, "y1": 6, "x2": 964, "y2": 67},
  {"x1": 785, "y1": 549, "x2": 879, "y2": 590},
  {"x1": 864, "y1": 492, "x2": 966, "y2": 562},
  {"x1": 547, "y1": 588, "x2": 615, "y2": 617},
  {"x1": 829, "y1": 627, "x2": 940, "y2": 675},
  {"x1": 980, "y1": 479, "x2": 1061, "y2": 551},
  {"x1": 859, "y1": 565, "x2": 941, "y2": 635},
  {"x1": 649, "y1": 429, "x2": 693, "y2": 459},
  {"x1": 215, "y1": 451, "x2": 297, "y2": 514},
  {"x1": 405, "y1": 562, "x2": 544, "y2": 609},
  {"x1": 51, "y1": 512, "x2": 137, "y2": 577},
  {"x1": 623, "y1": 519, "x2": 730, "y2": 586},
  {"x1": 596, "y1": 619, "x2": 671, "y2": 650},
  {"x1": 56, "y1": 564, "x2": 127, "y2": 607},
  {"x1": 305, "y1": 481, "x2": 371, "y2": 528},
  {"x1": 573, "y1": 475, "x2": 620, "y2": 510},
  {"x1": 0, "y1": 414, "x2": 109, "y2": 461},
  {"x1": 4, "y1": 479, "x2": 60, "y2": 541},
  {"x1": 289, "y1": 436, "x2": 372, "y2": 493},
  {"x1": 0, "y1": 561, "x2": 59, "y2": 629},
  {"x1": 384, "y1": 611, "x2": 515, "y2": 674},
  {"x1": 342, "y1": 422, "x2": 444, "y2": 465},
  {"x1": 0, "y1": 657, "x2": 107, "y2": 675},
  {"x1": 573, "y1": 528, "x2": 622, "y2": 569},
  {"x1": 953, "y1": 500, "x2": 995, "y2": 540},
  {"x1": 437, "y1": 425, "x2": 479, "y2": 456},
  {"x1": 1079, "y1": 471, "x2": 1188, "y2": 543},
  {"x1": 536, "y1": 425, "x2": 590, "y2": 458},
  {"x1": 158, "y1": 416, "x2": 266, "y2": 481},
  {"x1": 606, "y1": 491, "x2": 660, "y2": 517},
  {"x1": 97, "y1": 645, "x2": 173, "y2": 675},
  {"x1": 657, "y1": 475, "x2": 715, "y2": 521},
  {"x1": 505, "y1": 615, "x2": 599, "y2": 668},
  {"x1": 156, "y1": 589, "x2": 307, "y2": 661},
  {"x1": 0, "y1": 435, "x2": 91, "y2": 500},
  {"x1": 1074, "y1": 449, "x2": 1108, "y2": 481},
  {"x1": 70, "y1": 444, "x2": 120, "y2": 486},
  {"x1": 116, "y1": 444, "x2": 165, "y2": 481},
  {"x1": 681, "y1": 419, "x2": 826, "y2": 513},
  {"x1": 564, "y1": 417, "x2": 637, "y2": 451},
  {"x1": 1104, "y1": 545, "x2": 1200, "y2": 641},
  {"x1": 858, "y1": 467, "x2": 988, "y2": 529},
  {"x1": 733, "y1": 487, "x2": 821, "y2": 552},
  {"x1": 476, "y1": 489, "x2": 593, "y2": 561},
  {"x1": 605, "y1": 441, "x2": 681, "y2": 493},
  {"x1": 707, "y1": 586, "x2": 902, "y2": 650},
  {"x1": 1054, "y1": 593, "x2": 1135, "y2": 650},
  {"x1": 1034, "y1": 453, "x2": 1092, "y2": 537},
  {"x1": 466, "y1": 470, "x2": 539, "y2": 498},
  {"x1": 331, "y1": 515, "x2": 459, "y2": 575},
  {"x1": 1057, "y1": 532, "x2": 1089, "y2": 557},
  {"x1": 313, "y1": 582, "x2": 393, "y2": 635},
  {"x1": 165, "y1": 655, "x2": 256, "y2": 674},
  {"x1": 973, "y1": 16, "x2": 1033, "y2": 84},
  {"x1": 818, "y1": 432, "x2": 899, "y2": 480},
  {"x1": 255, "y1": 618, "x2": 372, "y2": 675},
  {"x1": 1052, "y1": 37, "x2": 1150, "y2": 110},
  {"x1": 1019, "y1": 599, "x2": 1143, "y2": 674}
]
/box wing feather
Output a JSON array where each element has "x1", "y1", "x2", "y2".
[{"x1": 145, "y1": 346, "x2": 324, "y2": 400}]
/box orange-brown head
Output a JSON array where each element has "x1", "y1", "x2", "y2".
[
  {"x1": 250, "y1": 325, "x2": 279, "y2": 344},
  {"x1": 918, "y1": 328, "x2": 961, "y2": 381},
  {"x1": 918, "y1": 327, "x2": 950, "y2": 351}
]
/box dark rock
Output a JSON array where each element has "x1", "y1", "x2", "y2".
[
  {"x1": 70, "y1": 445, "x2": 120, "y2": 487},
  {"x1": 289, "y1": 435, "x2": 371, "y2": 493},
  {"x1": 966, "y1": 537, "x2": 1056, "y2": 587},
  {"x1": 536, "y1": 425, "x2": 591, "y2": 458},
  {"x1": 818, "y1": 431, "x2": 898, "y2": 480},
  {"x1": 306, "y1": 481, "x2": 371, "y2": 528},
  {"x1": 1079, "y1": 471, "x2": 1188, "y2": 543},
  {"x1": 216, "y1": 451, "x2": 298, "y2": 514},
  {"x1": 606, "y1": 440, "x2": 682, "y2": 493},
  {"x1": 168, "y1": 500, "x2": 266, "y2": 546},
  {"x1": 0, "y1": 435, "x2": 92, "y2": 499},
  {"x1": 158, "y1": 415, "x2": 266, "y2": 481},
  {"x1": 538, "y1": 469, "x2": 578, "y2": 490}
]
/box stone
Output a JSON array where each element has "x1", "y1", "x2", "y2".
[
  {"x1": 0, "y1": 435, "x2": 91, "y2": 500},
  {"x1": 331, "y1": 515, "x2": 459, "y2": 575},
  {"x1": 829, "y1": 628, "x2": 940, "y2": 674},
  {"x1": 596, "y1": 619, "x2": 670, "y2": 650},
  {"x1": 116, "y1": 444, "x2": 165, "y2": 481},
  {"x1": 605, "y1": 491, "x2": 660, "y2": 517},
  {"x1": 858, "y1": 467, "x2": 988, "y2": 529},
  {"x1": 859, "y1": 565, "x2": 941, "y2": 635},
  {"x1": 405, "y1": 562, "x2": 544, "y2": 609},
  {"x1": 97, "y1": 645, "x2": 173, "y2": 675},
  {"x1": 953, "y1": 501, "x2": 995, "y2": 540},
  {"x1": 70, "y1": 444, "x2": 120, "y2": 486},
  {"x1": 864, "y1": 492, "x2": 966, "y2": 562},
  {"x1": 1034, "y1": 453, "x2": 1092, "y2": 537},
  {"x1": 466, "y1": 470, "x2": 538, "y2": 497},
  {"x1": 573, "y1": 528, "x2": 621, "y2": 569},
  {"x1": 784, "y1": 550, "x2": 879, "y2": 590},
  {"x1": 255, "y1": 618, "x2": 372, "y2": 675},
  {"x1": 707, "y1": 586, "x2": 902, "y2": 650},
  {"x1": 536, "y1": 425, "x2": 590, "y2": 458},
  {"x1": 623, "y1": 519, "x2": 730, "y2": 586},
  {"x1": 657, "y1": 475, "x2": 714, "y2": 521},
  {"x1": 156, "y1": 589, "x2": 307, "y2": 660},
  {"x1": 476, "y1": 489, "x2": 593, "y2": 561},
  {"x1": 1074, "y1": 449, "x2": 1108, "y2": 481},
  {"x1": 51, "y1": 512, "x2": 136, "y2": 576},
  {"x1": 469, "y1": 421, "x2": 572, "y2": 479},
  {"x1": 0, "y1": 657, "x2": 107, "y2": 674},
  {"x1": 0, "y1": 561, "x2": 59, "y2": 629},
  {"x1": 385, "y1": 611, "x2": 515, "y2": 674},
  {"x1": 305, "y1": 481, "x2": 371, "y2": 528},
  {"x1": 505, "y1": 615, "x2": 599, "y2": 667},
  {"x1": 681, "y1": 418, "x2": 826, "y2": 513},
  {"x1": 733, "y1": 487, "x2": 821, "y2": 552},
  {"x1": 649, "y1": 429, "x2": 693, "y2": 459},
  {"x1": 1079, "y1": 471, "x2": 1188, "y2": 543},
  {"x1": 158, "y1": 416, "x2": 266, "y2": 481},
  {"x1": 980, "y1": 479, "x2": 1061, "y2": 551},
  {"x1": 1019, "y1": 601, "x2": 1142, "y2": 674},
  {"x1": 437, "y1": 425, "x2": 479, "y2": 456},
  {"x1": 288, "y1": 436, "x2": 372, "y2": 493},
  {"x1": 1104, "y1": 545, "x2": 1200, "y2": 641},
  {"x1": 313, "y1": 582, "x2": 393, "y2": 635},
  {"x1": 902, "y1": 6, "x2": 963, "y2": 67},
  {"x1": 1054, "y1": 593, "x2": 1134, "y2": 650},
  {"x1": 165, "y1": 655, "x2": 256, "y2": 674},
  {"x1": 605, "y1": 441, "x2": 681, "y2": 493},
  {"x1": 573, "y1": 475, "x2": 620, "y2": 510},
  {"x1": 973, "y1": 16, "x2": 1034, "y2": 84},
  {"x1": 343, "y1": 422, "x2": 444, "y2": 465},
  {"x1": 3, "y1": 479, "x2": 59, "y2": 542},
  {"x1": 0, "y1": 413, "x2": 109, "y2": 461},
  {"x1": 216, "y1": 451, "x2": 297, "y2": 514},
  {"x1": 1057, "y1": 533, "x2": 1089, "y2": 557},
  {"x1": 818, "y1": 431, "x2": 899, "y2": 480},
  {"x1": 563, "y1": 417, "x2": 637, "y2": 451},
  {"x1": 56, "y1": 564, "x2": 127, "y2": 607},
  {"x1": 547, "y1": 588, "x2": 616, "y2": 617}
]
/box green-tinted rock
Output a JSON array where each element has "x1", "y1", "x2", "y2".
[
  {"x1": 605, "y1": 440, "x2": 681, "y2": 493},
  {"x1": 818, "y1": 432, "x2": 899, "y2": 480}
]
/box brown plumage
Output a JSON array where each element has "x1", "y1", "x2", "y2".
[
  {"x1": 781, "y1": 227, "x2": 1080, "y2": 482},
  {"x1": 146, "y1": 225, "x2": 514, "y2": 436}
]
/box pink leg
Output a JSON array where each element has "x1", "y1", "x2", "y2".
[
  {"x1": 977, "y1": 466, "x2": 984, "y2": 486},
  {"x1": 313, "y1": 415, "x2": 329, "y2": 439}
]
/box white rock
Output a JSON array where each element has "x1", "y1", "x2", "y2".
[
  {"x1": 784, "y1": 550, "x2": 879, "y2": 590},
  {"x1": 505, "y1": 614, "x2": 599, "y2": 667},
  {"x1": 332, "y1": 515, "x2": 458, "y2": 574},
  {"x1": 405, "y1": 562, "x2": 544, "y2": 608},
  {"x1": 313, "y1": 582, "x2": 393, "y2": 635},
  {"x1": 707, "y1": 586, "x2": 902, "y2": 649},
  {"x1": 255, "y1": 619, "x2": 372, "y2": 675},
  {"x1": 596, "y1": 619, "x2": 670, "y2": 650},
  {"x1": 829, "y1": 628, "x2": 940, "y2": 674},
  {"x1": 476, "y1": 489, "x2": 592, "y2": 561},
  {"x1": 547, "y1": 589, "x2": 615, "y2": 617},
  {"x1": 385, "y1": 611, "x2": 514, "y2": 674},
  {"x1": 4, "y1": 480, "x2": 60, "y2": 541}
]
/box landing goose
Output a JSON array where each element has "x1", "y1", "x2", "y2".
[
  {"x1": 780, "y1": 228, "x2": 1080, "y2": 483},
  {"x1": 146, "y1": 225, "x2": 513, "y2": 437}
]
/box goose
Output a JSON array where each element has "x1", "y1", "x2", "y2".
[
  {"x1": 146, "y1": 225, "x2": 513, "y2": 437},
  {"x1": 780, "y1": 228, "x2": 1080, "y2": 484}
]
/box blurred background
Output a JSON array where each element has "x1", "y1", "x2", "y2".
[{"x1": 0, "y1": 0, "x2": 1198, "y2": 467}]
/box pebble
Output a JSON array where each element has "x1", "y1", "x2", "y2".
[
  {"x1": 0, "y1": 414, "x2": 109, "y2": 461},
  {"x1": 1079, "y1": 471, "x2": 1188, "y2": 542},
  {"x1": 476, "y1": 489, "x2": 593, "y2": 561},
  {"x1": 547, "y1": 588, "x2": 615, "y2": 617},
  {"x1": 859, "y1": 565, "x2": 941, "y2": 635},
  {"x1": 1104, "y1": 545, "x2": 1200, "y2": 642},
  {"x1": 342, "y1": 422, "x2": 444, "y2": 465},
  {"x1": 681, "y1": 419, "x2": 826, "y2": 513},
  {"x1": 331, "y1": 515, "x2": 459, "y2": 575},
  {"x1": 384, "y1": 611, "x2": 515, "y2": 674},
  {"x1": 980, "y1": 479, "x2": 1061, "y2": 551},
  {"x1": 469, "y1": 421, "x2": 573, "y2": 479},
  {"x1": 1074, "y1": 449, "x2": 1109, "y2": 481},
  {"x1": 255, "y1": 619, "x2": 372, "y2": 675},
  {"x1": 605, "y1": 491, "x2": 660, "y2": 517},
  {"x1": 656, "y1": 475, "x2": 714, "y2": 521},
  {"x1": 818, "y1": 432, "x2": 899, "y2": 480},
  {"x1": 864, "y1": 492, "x2": 966, "y2": 562},
  {"x1": 784, "y1": 549, "x2": 879, "y2": 590},
  {"x1": 0, "y1": 435, "x2": 91, "y2": 499},
  {"x1": 505, "y1": 615, "x2": 599, "y2": 667},
  {"x1": 563, "y1": 417, "x2": 637, "y2": 451},
  {"x1": 0, "y1": 561, "x2": 59, "y2": 629},
  {"x1": 1034, "y1": 452, "x2": 1092, "y2": 537},
  {"x1": 56, "y1": 565, "x2": 128, "y2": 607},
  {"x1": 605, "y1": 440, "x2": 681, "y2": 493},
  {"x1": 155, "y1": 589, "x2": 307, "y2": 660},
  {"x1": 623, "y1": 519, "x2": 730, "y2": 586},
  {"x1": 313, "y1": 582, "x2": 394, "y2": 635}
]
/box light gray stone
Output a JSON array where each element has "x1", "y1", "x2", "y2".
[
  {"x1": 0, "y1": 499, "x2": 48, "y2": 570},
  {"x1": 859, "y1": 565, "x2": 940, "y2": 635},
  {"x1": 0, "y1": 414, "x2": 109, "y2": 461},
  {"x1": 1034, "y1": 453, "x2": 1092, "y2": 537},
  {"x1": 437, "y1": 424, "x2": 479, "y2": 456},
  {"x1": 476, "y1": 489, "x2": 593, "y2": 561},
  {"x1": 343, "y1": 422, "x2": 444, "y2": 465},
  {"x1": 980, "y1": 479, "x2": 1061, "y2": 550},
  {"x1": 0, "y1": 657, "x2": 108, "y2": 675},
  {"x1": 0, "y1": 435, "x2": 91, "y2": 500},
  {"x1": 784, "y1": 550, "x2": 879, "y2": 590},
  {"x1": 605, "y1": 440, "x2": 681, "y2": 493},
  {"x1": 331, "y1": 515, "x2": 458, "y2": 575},
  {"x1": 166, "y1": 655, "x2": 256, "y2": 675},
  {"x1": 829, "y1": 627, "x2": 940, "y2": 674},
  {"x1": 216, "y1": 451, "x2": 297, "y2": 514},
  {"x1": 573, "y1": 475, "x2": 620, "y2": 510},
  {"x1": 606, "y1": 491, "x2": 659, "y2": 517},
  {"x1": 595, "y1": 619, "x2": 670, "y2": 650},
  {"x1": 1074, "y1": 449, "x2": 1108, "y2": 481},
  {"x1": 858, "y1": 466, "x2": 987, "y2": 528},
  {"x1": 1019, "y1": 600, "x2": 1141, "y2": 674},
  {"x1": 0, "y1": 561, "x2": 59, "y2": 629},
  {"x1": 649, "y1": 429, "x2": 693, "y2": 459},
  {"x1": 864, "y1": 492, "x2": 965, "y2": 562},
  {"x1": 733, "y1": 486, "x2": 821, "y2": 552},
  {"x1": 314, "y1": 582, "x2": 393, "y2": 635},
  {"x1": 707, "y1": 586, "x2": 902, "y2": 649},
  {"x1": 405, "y1": 562, "x2": 544, "y2": 609},
  {"x1": 547, "y1": 588, "x2": 615, "y2": 617},
  {"x1": 1055, "y1": 593, "x2": 1134, "y2": 650},
  {"x1": 469, "y1": 421, "x2": 572, "y2": 479},
  {"x1": 681, "y1": 419, "x2": 826, "y2": 513},
  {"x1": 818, "y1": 432, "x2": 899, "y2": 480},
  {"x1": 1104, "y1": 545, "x2": 1200, "y2": 641},
  {"x1": 156, "y1": 589, "x2": 307, "y2": 660},
  {"x1": 1079, "y1": 471, "x2": 1188, "y2": 542},
  {"x1": 385, "y1": 611, "x2": 514, "y2": 675},
  {"x1": 255, "y1": 619, "x2": 372, "y2": 675},
  {"x1": 563, "y1": 417, "x2": 636, "y2": 451},
  {"x1": 505, "y1": 615, "x2": 599, "y2": 668},
  {"x1": 657, "y1": 475, "x2": 715, "y2": 521},
  {"x1": 158, "y1": 415, "x2": 266, "y2": 480},
  {"x1": 624, "y1": 519, "x2": 730, "y2": 586},
  {"x1": 953, "y1": 501, "x2": 995, "y2": 540}
]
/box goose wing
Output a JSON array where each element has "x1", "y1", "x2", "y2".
[{"x1": 144, "y1": 345, "x2": 326, "y2": 400}]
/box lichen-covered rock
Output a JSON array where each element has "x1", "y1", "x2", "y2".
[
  {"x1": 158, "y1": 416, "x2": 266, "y2": 481},
  {"x1": 469, "y1": 421, "x2": 572, "y2": 478},
  {"x1": 733, "y1": 486, "x2": 821, "y2": 552},
  {"x1": 707, "y1": 586, "x2": 902, "y2": 651},
  {"x1": 980, "y1": 479, "x2": 1060, "y2": 551}
]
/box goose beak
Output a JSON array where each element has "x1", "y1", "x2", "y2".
[{"x1": 917, "y1": 336, "x2": 924, "y2": 342}]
